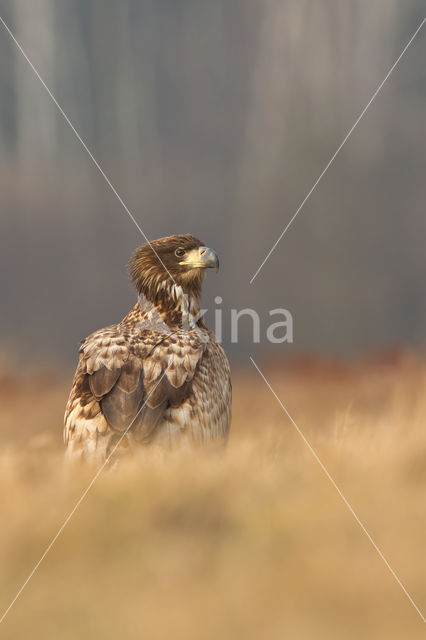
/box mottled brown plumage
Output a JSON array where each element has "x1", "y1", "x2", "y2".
[{"x1": 64, "y1": 235, "x2": 231, "y2": 463}]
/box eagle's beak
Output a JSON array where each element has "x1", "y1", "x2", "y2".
[{"x1": 180, "y1": 247, "x2": 219, "y2": 271}]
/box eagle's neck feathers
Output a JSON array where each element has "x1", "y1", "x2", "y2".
[{"x1": 122, "y1": 275, "x2": 205, "y2": 332}]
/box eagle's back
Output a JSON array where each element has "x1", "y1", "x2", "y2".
[{"x1": 64, "y1": 321, "x2": 231, "y2": 463}]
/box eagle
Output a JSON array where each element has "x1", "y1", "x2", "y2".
[{"x1": 64, "y1": 234, "x2": 231, "y2": 463}]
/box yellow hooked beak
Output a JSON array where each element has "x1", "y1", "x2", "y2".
[{"x1": 179, "y1": 246, "x2": 219, "y2": 271}]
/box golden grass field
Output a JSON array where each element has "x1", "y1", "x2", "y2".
[{"x1": 0, "y1": 351, "x2": 425, "y2": 639}]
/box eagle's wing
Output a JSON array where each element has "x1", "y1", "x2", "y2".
[
  {"x1": 64, "y1": 324, "x2": 205, "y2": 462},
  {"x1": 189, "y1": 335, "x2": 232, "y2": 443}
]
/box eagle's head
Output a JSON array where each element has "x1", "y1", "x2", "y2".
[{"x1": 129, "y1": 234, "x2": 219, "y2": 317}]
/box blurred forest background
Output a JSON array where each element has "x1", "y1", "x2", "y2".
[{"x1": 0, "y1": 0, "x2": 425, "y2": 364}]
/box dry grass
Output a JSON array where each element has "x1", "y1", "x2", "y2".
[{"x1": 0, "y1": 352, "x2": 426, "y2": 639}]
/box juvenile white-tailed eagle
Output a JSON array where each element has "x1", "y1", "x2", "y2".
[{"x1": 64, "y1": 235, "x2": 231, "y2": 463}]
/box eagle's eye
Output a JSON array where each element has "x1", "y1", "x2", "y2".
[{"x1": 175, "y1": 248, "x2": 186, "y2": 258}]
